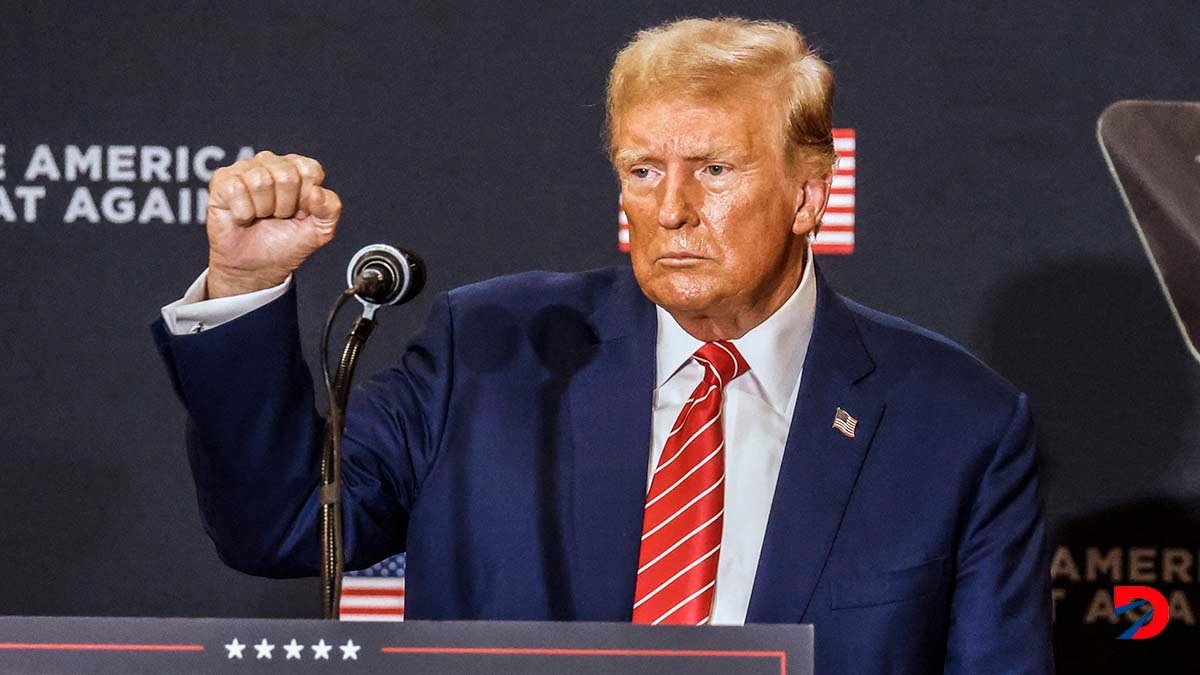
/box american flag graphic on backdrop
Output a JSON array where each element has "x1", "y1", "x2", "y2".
[
  {"x1": 618, "y1": 127, "x2": 856, "y2": 255},
  {"x1": 340, "y1": 553, "x2": 405, "y2": 621},
  {"x1": 815, "y1": 129, "x2": 856, "y2": 254}
]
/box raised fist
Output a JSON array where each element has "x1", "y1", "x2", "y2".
[{"x1": 205, "y1": 150, "x2": 342, "y2": 298}]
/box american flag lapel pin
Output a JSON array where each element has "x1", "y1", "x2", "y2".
[{"x1": 832, "y1": 407, "x2": 858, "y2": 438}]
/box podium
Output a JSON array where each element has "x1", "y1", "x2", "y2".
[{"x1": 0, "y1": 616, "x2": 813, "y2": 674}]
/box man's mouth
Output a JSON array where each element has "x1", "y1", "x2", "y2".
[{"x1": 656, "y1": 252, "x2": 707, "y2": 267}]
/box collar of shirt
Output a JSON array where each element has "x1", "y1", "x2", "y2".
[{"x1": 653, "y1": 244, "x2": 819, "y2": 416}]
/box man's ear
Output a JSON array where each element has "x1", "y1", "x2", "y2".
[{"x1": 792, "y1": 172, "x2": 833, "y2": 237}]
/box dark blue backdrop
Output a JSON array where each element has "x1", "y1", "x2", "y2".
[{"x1": 0, "y1": 2, "x2": 1197, "y2": 671}]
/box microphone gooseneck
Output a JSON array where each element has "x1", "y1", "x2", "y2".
[{"x1": 319, "y1": 242, "x2": 426, "y2": 619}]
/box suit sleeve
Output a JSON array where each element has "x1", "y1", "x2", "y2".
[
  {"x1": 150, "y1": 284, "x2": 454, "y2": 577},
  {"x1": 944, "y1": 393, "x2": 1054, "y2": 674}
]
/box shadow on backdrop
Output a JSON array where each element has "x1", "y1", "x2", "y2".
[{"x1": 982, "y1": 258, "x2": 1200, "y2": 673}]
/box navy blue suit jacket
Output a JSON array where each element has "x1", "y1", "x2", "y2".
[{"x1": 153, "y1": 264, "x2": 1052, "y2": 673}]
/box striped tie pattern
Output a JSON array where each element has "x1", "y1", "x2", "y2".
[{"x1": 632, "y1": 341, "x2": 748, "y2": 625}]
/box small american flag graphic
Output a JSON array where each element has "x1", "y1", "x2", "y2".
[
  {"x1": 618, "y1": 194, "x2": 630, "y2": 252},
  {"x1": 814, "y1": 129, "x2": 856, "y2": 255},
  {"x1": 832, "y1": 407, "x2": 858, "y2": 438},
  {"x1": 340, "y1": 553, "x2": 405, "y2": 622},
  {"x1": 617, "y1": 127, "x2": 856, "y2": 254}
]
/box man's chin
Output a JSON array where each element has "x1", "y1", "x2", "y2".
[{"x1": 635, "y1": 270, "x2": 722, "y2": 316}]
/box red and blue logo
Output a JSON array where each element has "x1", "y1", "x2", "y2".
[{"x1": 1113, "y1": 585, "x2": 1170, "y2": 639}]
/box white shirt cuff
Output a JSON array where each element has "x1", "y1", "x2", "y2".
[{"x1": 160, "y1": 269, "x2": 292, "y2": 335}]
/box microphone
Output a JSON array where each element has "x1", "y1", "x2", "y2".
[
  {"x1": 320, "y1": 242, "x2": 425, "y2": 619},
  {"x1": 346, "y1": 243, "x2": 426, "y2": 317}
]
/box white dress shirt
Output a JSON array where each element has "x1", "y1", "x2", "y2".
[{"x1": 161, "y1": 251, "x2": 817, "y2": 625}]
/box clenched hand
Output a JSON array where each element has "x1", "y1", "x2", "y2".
[{"x1": 205, "y1": 150, "x2": 342, "y2": 298}]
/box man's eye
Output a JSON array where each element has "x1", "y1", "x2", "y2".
[
  {"x1": 704, "y1": 165, "x2": 726, "y2": 176},
  {"x1": 632, "y1": 168, "x2": 650, "y2": 179}
]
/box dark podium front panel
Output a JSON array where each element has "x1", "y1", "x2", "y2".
[{"x1": 0, "y1": 615, "x2": 813, "y2": 674}]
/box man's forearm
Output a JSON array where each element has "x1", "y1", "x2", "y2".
[{"x1": 155, "y1": 284, "x2": 326, "y2": 576}]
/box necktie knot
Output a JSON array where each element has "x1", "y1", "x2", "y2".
[{"x1": 693, "y1": 341, "x2": 748, "y2": 388}]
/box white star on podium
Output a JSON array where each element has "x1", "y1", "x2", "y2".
[
  {"x1": 283, "y1": 638, "x2": 304, "y2": 660},
  {"x1": 224, "y1": 638, "x2": 245, "y2": 659},
  {"x1": 311, "y1": 638, "x2": 333, "y2": 660},
  {"x1": 253, "y1": 639, "x2": 275, "y2": 659},
  {"x1": 340, "y1": 639, "x2": 361, "y2": 660}
]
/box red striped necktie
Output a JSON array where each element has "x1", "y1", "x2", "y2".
[{"x1": 632, "y1": 340, "x2": 749, "y2": 625}]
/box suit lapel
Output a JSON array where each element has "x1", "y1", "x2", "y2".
[
  {"x1": 568, "y1": 269, "x2": 656, "y2": 620},
  {"x1": 747, "y1": 269, "x2": 885, "y2": 623}
]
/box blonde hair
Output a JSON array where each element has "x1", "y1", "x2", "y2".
[{"x1": 606, "y1": 17, "x2": 836, "y2": 173}]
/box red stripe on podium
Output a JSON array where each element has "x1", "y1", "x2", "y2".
[
  {"x1": 0, "y1": 643, "x2": 204, "y2": 652},
  {"x1": 380, "y1": 646, "x2": 787, "y2": 675}
]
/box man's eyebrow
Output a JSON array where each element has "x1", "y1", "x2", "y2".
[
  {"x1": 613, "y1": 149, "x2": 653, "y2": 166},
  {"x1": 683, "y1": 145, "x2": 740, "y2": 161},
  {"x1": 614, "y1": 146, "x2": 741, "y2": 165}
]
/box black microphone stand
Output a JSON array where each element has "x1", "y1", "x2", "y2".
[
  {"x1": 316, "y1": 246, "x2": 425, "y2": 620},
  {"x1": 318, "y1": 289, "x2": 378, "y2": 620}
]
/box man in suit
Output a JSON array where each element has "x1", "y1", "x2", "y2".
[{"x1": 154, "y1": 17, "x2": 1052, "y2": 673}]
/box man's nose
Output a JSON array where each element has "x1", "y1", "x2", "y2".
[{"x1": 656, "y1": 172, "x2": 698, "y2": 229}]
